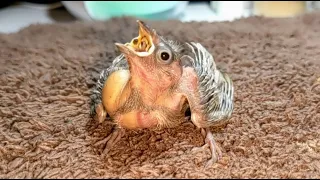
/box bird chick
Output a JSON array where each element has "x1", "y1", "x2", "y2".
[{"x1": 90, "y1": 20, "x2": 234, "y2": 167}]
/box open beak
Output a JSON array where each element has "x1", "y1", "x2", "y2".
[
  {"x1": 115, "y1": 20, "x2": 157, "y2": 57},
  {"x1": 128, "y1": 20, "x2": 157, "y2": 54},
  {"x1": 137, "y1": 20, "x2": 154, "y2": 40}
]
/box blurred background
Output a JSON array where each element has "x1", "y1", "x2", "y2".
[{"x1": 0, "y1": 1, "x2": 319, "y2": 33}]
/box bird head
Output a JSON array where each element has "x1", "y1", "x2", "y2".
[{"x1": 115, "y1": 20, "x2": 184, "y2": 92}]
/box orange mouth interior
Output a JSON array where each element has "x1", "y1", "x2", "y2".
[
  {"x1": 125, "y1": 25, "x2": 153, "y2": 53},
  {"x1": 128, "y1": 36, "x2": 152, "y2": 53}
]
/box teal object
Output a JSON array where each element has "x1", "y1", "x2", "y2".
[{"x1": 84, "y1": 1, "x2": 185, "y2": 20}]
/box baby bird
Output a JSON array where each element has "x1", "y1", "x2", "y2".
[{"x1": 90, "y1": 20, "x2": 234, "y2": 167}]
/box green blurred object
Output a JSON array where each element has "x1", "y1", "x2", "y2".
[{"x1": 84, "y1": 1, "x2": 188, "y2": 20}]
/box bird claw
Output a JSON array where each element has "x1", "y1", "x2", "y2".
[
  {"x1": 204, "y1": 146, "x2": 222, "y2": 169},
  {"x1": 94, "y1": 128, "x2": 125, "y2": 157},
  {"x1": 204, "y1": 158, "x2": 214, "y2": 169},
  {"x1": 201, "y1": 128, "x2": 222, "y2": 168}
]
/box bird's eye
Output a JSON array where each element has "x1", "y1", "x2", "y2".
[
  {"x1": 157, "y1": 48, "x2": 173, "y2": 63},
  {"x1": 161, "y1": 52, "x2": 170, "y2": 61}
]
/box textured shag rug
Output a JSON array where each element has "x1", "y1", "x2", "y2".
[{"x1": 0, "y1": 12, "x2": 320, "y2": 178}]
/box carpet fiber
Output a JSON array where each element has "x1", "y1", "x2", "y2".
[{"x1": 1, "y1": 12, "x2": 320, "y2": 178}]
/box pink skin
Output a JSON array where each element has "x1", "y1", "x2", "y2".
[{"x1": 99, "y1": 22, "x2": 223, "y2": 167}]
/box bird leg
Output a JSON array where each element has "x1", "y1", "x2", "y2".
[
  {"x1": 201, "y1": 127, "x2": 222, "y2": 168},
  {"x1": 176, "y1": 66, "x2": 225, "y2": 168},
  {"x1": 94, "y1": 127, "x2": 125, "y2": 156}
]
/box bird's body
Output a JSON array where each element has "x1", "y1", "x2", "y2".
[{"x1": 90, "y1": 20, "x2": 234, "y2": 167}]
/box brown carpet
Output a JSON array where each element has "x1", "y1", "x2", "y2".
[{"x1": 1, "y1": 12, "x2": 320, "y2": 178}]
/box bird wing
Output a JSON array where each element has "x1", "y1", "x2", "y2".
[
  {"x1": 90, "y1": 54, "x2": 129, "y2": 117},
  {"x1": 179, "y1": 42, "x2": 234, "y2": 128}
]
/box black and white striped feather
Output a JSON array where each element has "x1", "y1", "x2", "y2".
[{"x1": 184, "y1": 42, "x2": 234, "y2": 126}]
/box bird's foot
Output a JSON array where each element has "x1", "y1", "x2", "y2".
[
  {"x1": 201, "y1": 128, "x2": 222, "y2": 169},
  {"x1": 94, "y1": 128, "x2": 125, "y2": 156}
]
